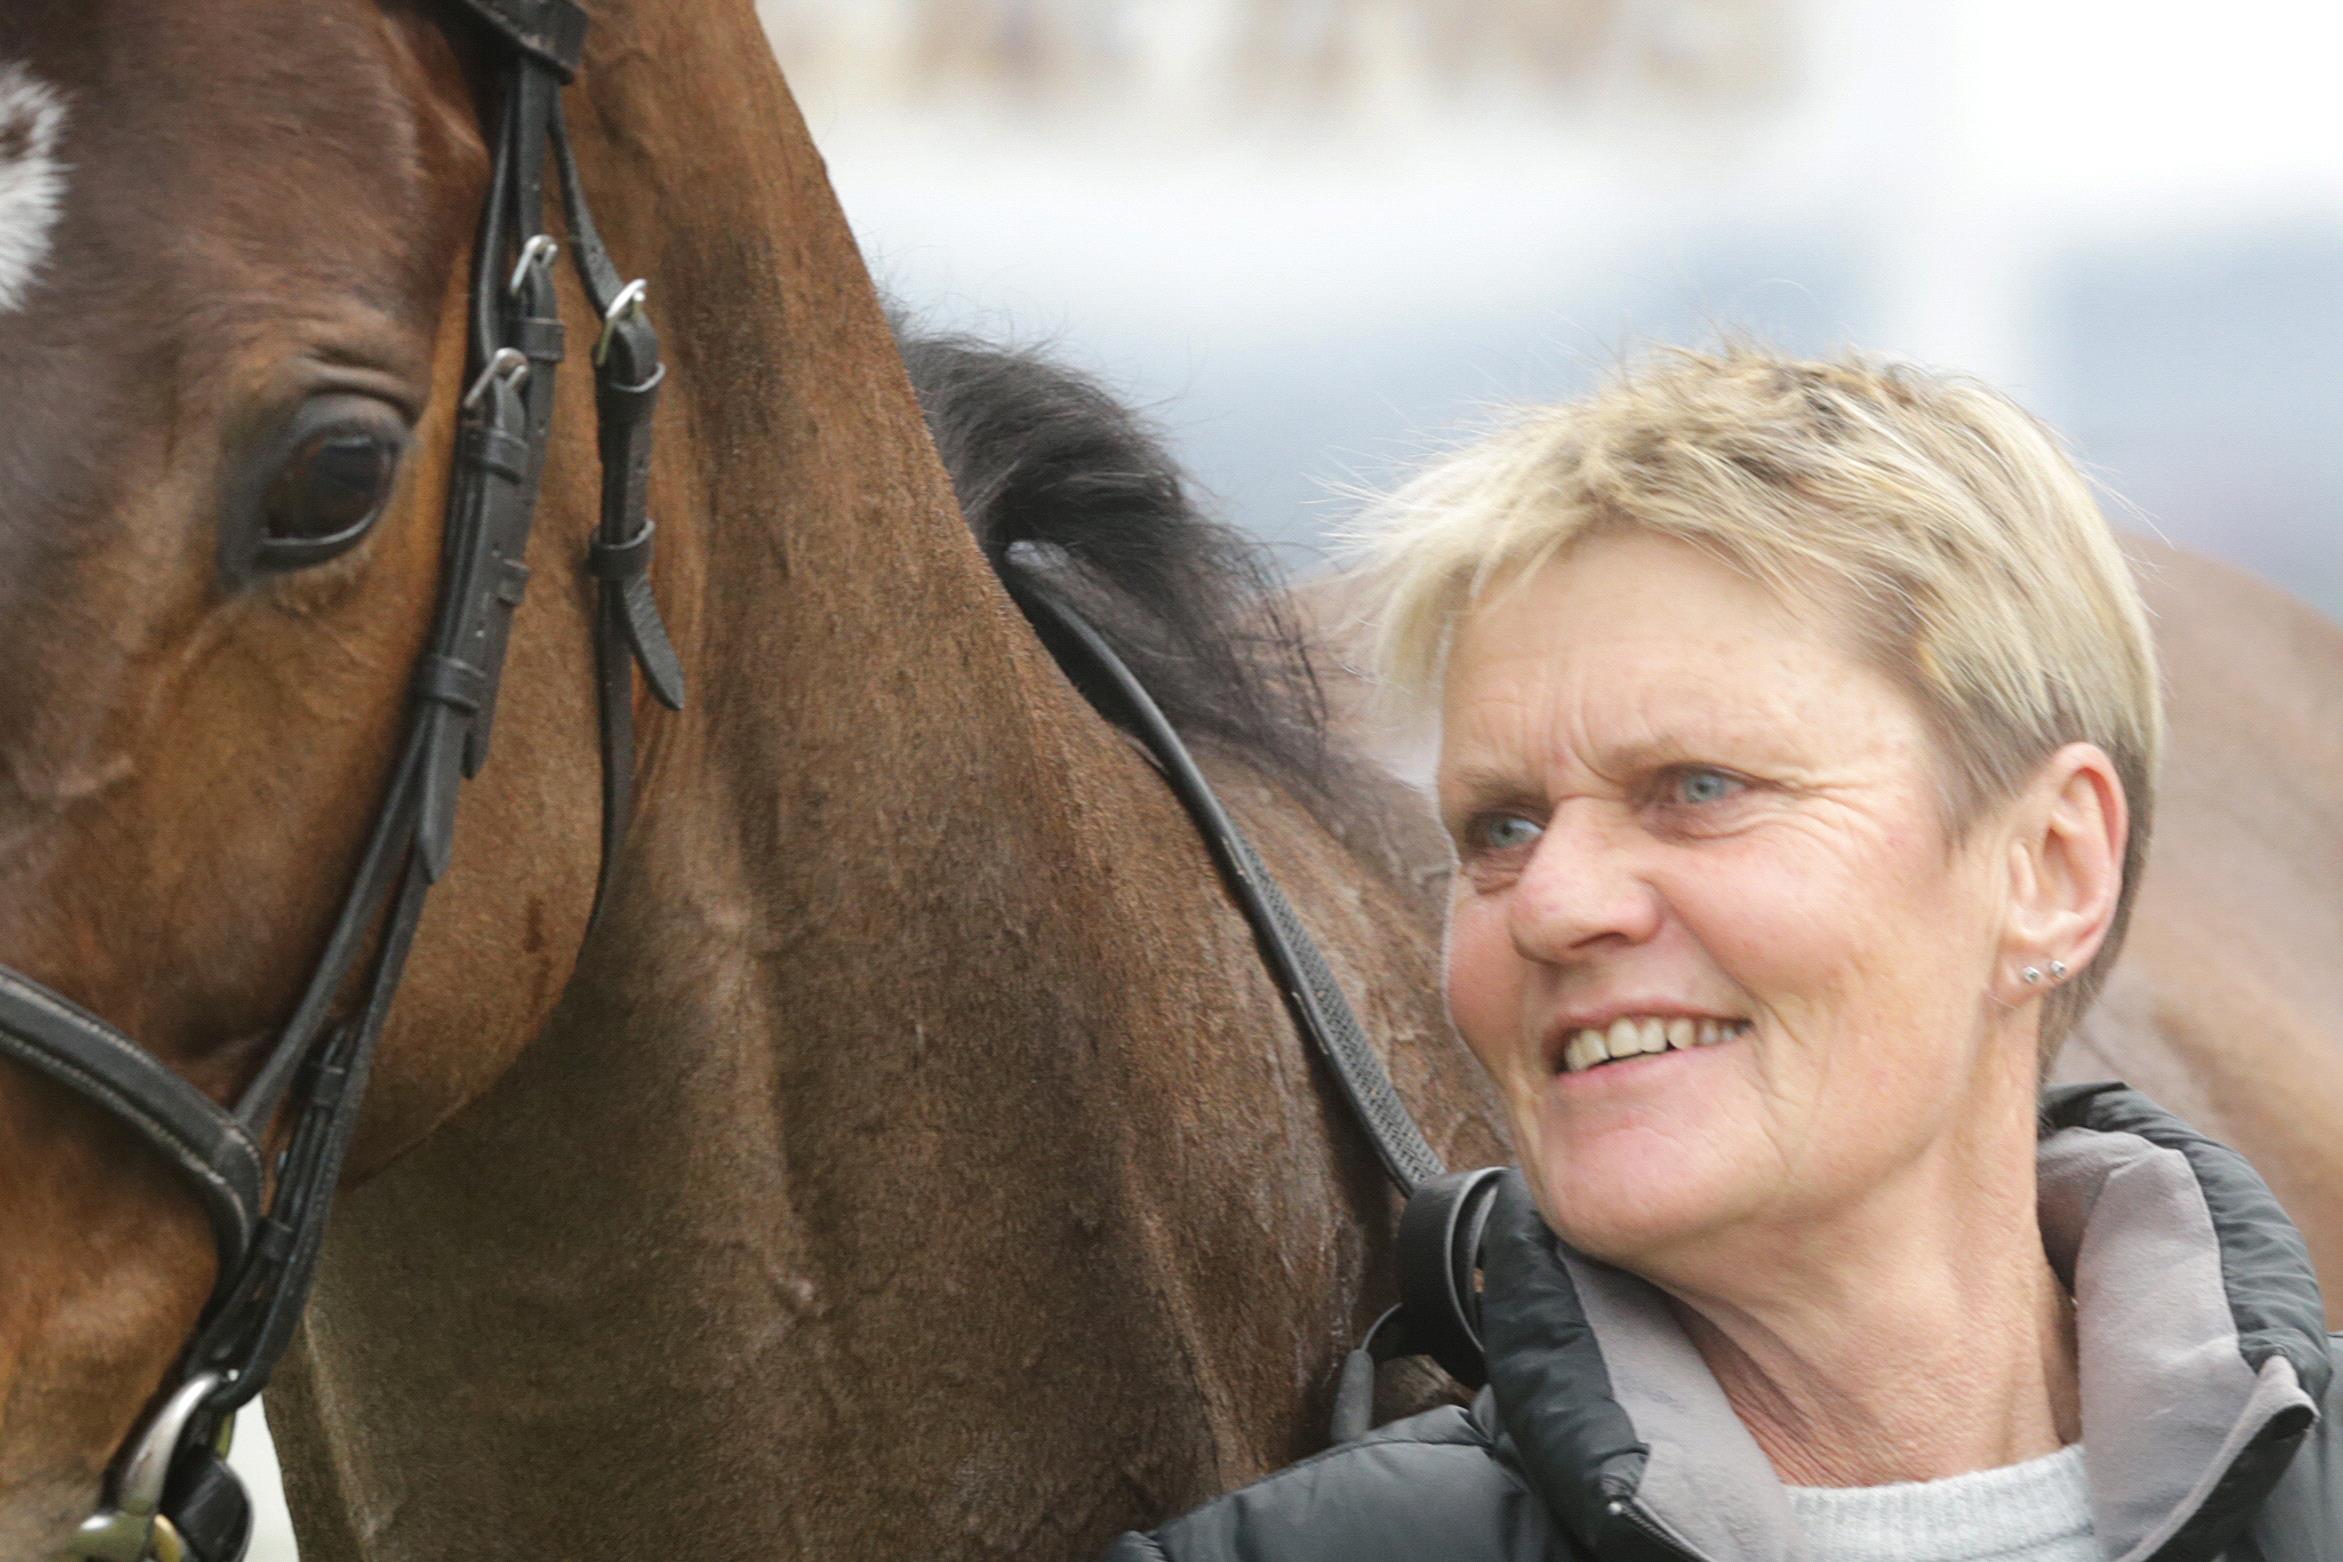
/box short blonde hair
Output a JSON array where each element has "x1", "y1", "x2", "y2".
[{"x1": 1347, "y1": 344, "x2": 2163, "y2": 1063}]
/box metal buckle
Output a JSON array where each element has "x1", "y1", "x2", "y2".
[
  {"x1": 64, "y1": 1372, "x2": 234, "y2": 1562},
  {"x1": 593, "y1": 278, "x2": 649, "y2": 366},
  {"x1": 461, "y1": 347, "x2": 532, "y2": 411},
  {"x1": 507, "y1": 234, "x2": 560, "y2": 298}
]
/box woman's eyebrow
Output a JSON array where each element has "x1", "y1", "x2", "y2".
[
  {"x1": 1447, "y1": 734, "x2": 1806, "y2": 824},
  {"x1": 1443, "y1": 733, "x2": 1734, "y2": 799},
  {"x1": 1438, "y1": 757, "x2": 1535, "y2": 802},
  {"x1": 1435, "y1": 767, "x2": 1543, "y2": 831}
]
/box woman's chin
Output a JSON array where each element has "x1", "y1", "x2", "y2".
[
  {"x1": 1533, "y1": 1161, "x2": 1736, "y2": 1266},
  {"x1": 1525, "y1": 1049, "x2": 1752, "y2": 1264}
]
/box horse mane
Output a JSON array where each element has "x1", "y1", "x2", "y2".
[{"x1": 896, "y1": 322, "x2": 1329, "y2": 785}]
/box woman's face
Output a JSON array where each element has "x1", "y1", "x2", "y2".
[{"x1": 1437, "y1": 530, "x2": 2028, "y2": 1271}]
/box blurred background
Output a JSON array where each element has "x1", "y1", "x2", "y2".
[
  {"x1": 241, "y1": 1, "x2": 2342, "y2": 1553},
  {"x1": 775, "y1": 0, "x2": 2343, "y2": 603}
]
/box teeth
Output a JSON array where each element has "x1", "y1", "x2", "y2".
[{"x1": 1561, "y1": 1016, "x2": 1748, "y2": 1072}]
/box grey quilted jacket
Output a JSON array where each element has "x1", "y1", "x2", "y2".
[{"x1": 1107, "y1": 1084, "x2": 2341, "y2": 1562}]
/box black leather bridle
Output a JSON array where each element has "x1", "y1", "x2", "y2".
[{"x1": 0, "y1": 5, "x2": 681, "y2": 1558}]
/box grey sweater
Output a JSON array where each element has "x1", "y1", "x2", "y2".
[{"x1": 1785, "y1": 1442, "x2": 2094, "y2": 1562}]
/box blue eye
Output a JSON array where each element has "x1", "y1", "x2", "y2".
[
  {"x1": 1668, "y1": 768, "x2": 1744, "y2": 806},
  {"x1": 1474, "y1": 813, "x2": 1545, "y2": 852}
]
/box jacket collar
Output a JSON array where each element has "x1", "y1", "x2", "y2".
[{"x1": 1478, "y1": 1083, "x2": 2327, "y2": 1562}]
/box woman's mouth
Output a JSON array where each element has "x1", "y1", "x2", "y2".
[{"x1": 1555, "y1": 1016, "x2": 1750, "y2": 1075}]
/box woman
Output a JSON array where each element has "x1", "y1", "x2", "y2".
[{"x1": 1107, "y1": 347, "x2": 2339, "y2": 1561}]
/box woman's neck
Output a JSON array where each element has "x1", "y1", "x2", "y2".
[
  {"x1": 1657, "y1": 1093, "x2": 2082, "y2": 1487},
  {"x1": 1675, "y1": 1254, "x2": 2079, "y2": 1486}
]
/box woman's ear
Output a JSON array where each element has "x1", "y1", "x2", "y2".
[{"x1": 1997, "y1": 742, "x2": 2127, "y2": 1004}]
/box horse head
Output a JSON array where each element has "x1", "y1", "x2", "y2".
[{"x1": 0, "y1": 3, "x2": 653, "y2": 1546}]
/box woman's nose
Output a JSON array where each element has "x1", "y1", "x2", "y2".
[{"x1": 1505, "y1": 807, "x2": 1664, "y2": 963}]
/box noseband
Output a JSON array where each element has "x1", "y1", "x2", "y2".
[{"x1": 0, "y1": 5, "x2": 682, "y2": 1558}]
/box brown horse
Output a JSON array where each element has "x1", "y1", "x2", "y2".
[
  {"x1": 2053, "y1": 535, "x2": 2343, "y2": 1301},
  {"x1": 0, "y1": 2, "x2": 1504, "y2": 1556}
]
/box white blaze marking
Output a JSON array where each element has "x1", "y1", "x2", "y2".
[{"x1": 0, "y1": 60, "x2": 68, "y2": 316}]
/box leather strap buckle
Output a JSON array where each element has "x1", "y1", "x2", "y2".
[
  {"x1": 65, "y1": 1372, "x2": 233, "y2": 1562},
  {"x1": 462, "y1": 347, "x2": 531, "y2": 411},
  {"x1": 594, "y1": 279, "x2": 648, "y2": 365},
  {"x1": 507, "y1": 233, "x2": 559, "y2": 297}
]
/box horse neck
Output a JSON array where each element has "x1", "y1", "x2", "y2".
[{"x1": 267, "y1": 7, "x2": 1388, "y2": 1556}]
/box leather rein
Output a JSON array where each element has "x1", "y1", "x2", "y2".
[
  {"x1": 1011, "y1": 589, "x2": 1505, "y2": 1445},
  {"x1": 0, "y1": 5, "x2": 681, "y2": 1558}
]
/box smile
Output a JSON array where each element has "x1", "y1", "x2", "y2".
[{"x1": 1557, "y1": 1016, "x2": 1750, "y2": 1075}]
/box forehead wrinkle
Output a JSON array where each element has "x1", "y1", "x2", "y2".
[
  {"x1": 1577, "y1": 660, "x2": 1910, "y2": 797},
  {"x1": 1454, "y1": 646, "x2": 1718, "y2": 777},
  {"x1": 1438, "y1": 666, "x2": 1555, "y2": 788}
]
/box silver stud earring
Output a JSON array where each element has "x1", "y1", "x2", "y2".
[
  {"x1": 2021, "y1": 966, "x2": 2042, "y2": 985},
  {"x1": 2048, "y1": 960, "x2": 2068, "y2": 980}
]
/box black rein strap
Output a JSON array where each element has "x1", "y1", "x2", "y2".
[
  {"x1": 0, "y1": 6, "x2": 685, "y2": 1559},
  {"x1": 1012, "y1": 583, "x2": 1506, "y2": 1438}
]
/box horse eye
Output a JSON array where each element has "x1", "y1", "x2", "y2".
[
  {"x1": 267, "y1": 432, "x2": 395, "y2": 542},
  {"x1": 254, "y1": 426, "x2": 402, "y2": 570},
  {"x1": 230, "y1": 394, "x2": 411, "y2": 577}
]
